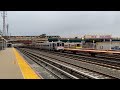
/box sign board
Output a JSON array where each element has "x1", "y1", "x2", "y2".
[
  {"x1": 84, "y1": 35, "x2": 112, "y2": 39},
  {"x1": 99, "y1": 35, "x2": 112, "y2": 39}
]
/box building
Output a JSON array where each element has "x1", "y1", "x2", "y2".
[
  {"x1": 8, "y1": 34, "x2": 60, "y2": 45},
  {"x1": 96, "y1": 41, "x2": 120, "y2": 50},
  {"x1": 32, "y1": 36, "x2": 48, "y2": 45}
]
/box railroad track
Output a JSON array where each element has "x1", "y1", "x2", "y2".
[
  {"x1": 18, "y1": 48, "x2": 79, "y2": 79},
  {"x1": 64, "y1": 50, "x2": 120, "y2": 61},
  {"x1": 51, "y1": 51, "x2": 120, "y2": 69},
  {"x1": 17, "y1": 48, "x2": 118, "y2": 79},
  {"x1": 25, "y1": 47, "x2": 120, "y2": 70},
  {"x1": 96, "y1": 54, "x2": 120, "y2": 61}
]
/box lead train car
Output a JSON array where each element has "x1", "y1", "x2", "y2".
[{"x1": 35, "y1": 41, "x2": 64, "y2": 51}]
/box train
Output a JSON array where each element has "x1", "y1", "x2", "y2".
[
  {"x1": 64, "y1": 42, "x2": 82, "y2": 49},
  {"x1": 20, "y1": 41, "x2": 103, "y2": 57},
  {"x1": 20, "y1": 41, "x2": 119, "y2": 57},
  {"x1": 32, "y1": 41, "x2": 64, "y2": 51},
  {"x1": 28, "y1": 41, "x2": 82, "y2": 51}
]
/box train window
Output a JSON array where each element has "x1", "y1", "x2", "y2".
[
  {"x1": 57, "y1": 43, "x2": 59, "y2": 46},
  {"x1": 62, "y1": 43, "x2": 64, "y2": 46},
  {"x1": 77, "y1": 44, "x2": 80, "y2": 47}
]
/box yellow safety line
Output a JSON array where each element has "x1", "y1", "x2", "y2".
[{"x1": 13, "y1": 48, "x2": 41, "y2": 79}]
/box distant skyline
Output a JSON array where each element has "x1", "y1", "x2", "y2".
[{"x1": 0, "y1": 11, "x2": 120, "y2": 37}]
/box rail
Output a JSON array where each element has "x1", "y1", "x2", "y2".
[{"x1": 17, "y1": 47, "x2": 117, "y2": 79}]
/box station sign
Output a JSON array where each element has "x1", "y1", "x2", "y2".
[
  {"x1": 84, "y1": 35, "x2": 112, "y2": 39},
  {"x1": 99, "y1": 35, "x2": 112, "y2": 39}
]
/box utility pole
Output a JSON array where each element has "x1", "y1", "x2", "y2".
[
  {"x1": 81, "y1": 37, "x2": 84, "y2": 48},
  {"x1": 93, "y1": 40, "x2": 95, "y2": 49},
  {"x1": 6, "y1": 24, "x2": 9, "y2": 36},
  {"x1": 0, "y1": 29, "x2": 2, "y2": 35},
  {"x1": 110, "y1": 39, "x2": 112, "y2": 50},
  {"x1": 1, "y1": 11, "x2": 7, "y2": 36}
]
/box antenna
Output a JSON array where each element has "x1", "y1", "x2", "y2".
[{"x1": 1, "y1": 11, "x2": 7, "y2": 36}]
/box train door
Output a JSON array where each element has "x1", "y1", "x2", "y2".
[
  {"x1": 53, "y1": 43, "x2": 55, "y2": 50},
  {"x1": 57, "y1": 43, "x2": 59, "y2": 46},
  {"x1": 50, "y1": 43, "x2": 51, "y2": 50},
  {"x1": 69, "y1": 44, "x2": 70, "y2": 48},
  {"x1": 59, "y1": 43, "x2": 61, "y2": 47},
  {"x1": 57, "y1": 43, "x2": 59, "y2": 50}
]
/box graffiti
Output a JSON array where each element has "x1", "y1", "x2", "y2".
[{"x1": 111, "y1": 46, "x2": 120, "y2": 50}]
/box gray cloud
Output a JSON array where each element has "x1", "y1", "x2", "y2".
[{"x1": 0, "y1": 11, "x2": 120, "y2": 37}]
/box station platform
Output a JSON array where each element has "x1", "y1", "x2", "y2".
[
  {"x1": 0, "y1": 48, "x2": 41, "y2": 79},
  {"x1": 64, "y1": 48, "x2": 120, "y2": 54}
]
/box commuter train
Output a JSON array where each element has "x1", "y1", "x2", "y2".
[
  {"x1": 32, "y1": 41, "x2": 64, "y2": 51},
  {"x1": 29, "y1": 41, "x2": 82, "y2": 51}
]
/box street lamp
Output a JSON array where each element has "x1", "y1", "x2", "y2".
[
  {"x1": 93, "y1": 40, "x2": 95, "y2": 49},
  {"x1": 67, "y1": 39, "x2": 69, "y2": 42},
  {"x1": 110, "y1": 39, "x2": 112, "y2": 50},
  {"x1": 81, "y1": 37, "x2": 84, "y2": 48}
]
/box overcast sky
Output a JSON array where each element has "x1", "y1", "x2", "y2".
[{"x1": 0, "y1": 11, "x2": 120, "y2": 38}]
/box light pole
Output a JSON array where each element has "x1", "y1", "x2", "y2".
[
  {"x1": 81, "y1": 37, "x2": 84, "y2": 48},
  {"x1": 67, "y1": 39, "x2": 69, "y2": 42},
  {"x1": 110, "y1": 39, "x2": 112, "y2": 50},
  {"x1": 67, "y1": 39, "x2": 70, "y2": 48},
  {"x1": 93, "y1": 40, "x2": 95, "y2": 49}
]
